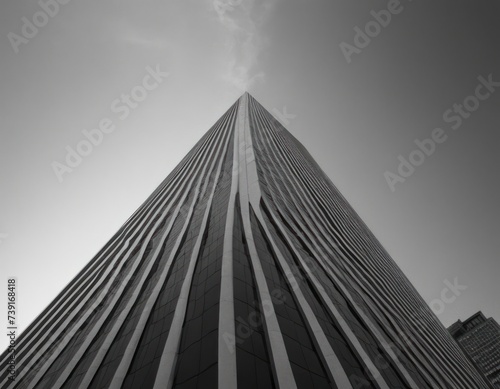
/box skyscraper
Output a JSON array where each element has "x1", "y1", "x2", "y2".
[
  {"x1": 0, "y1": 93, "x2": 491, "y2": 388},
  {"x1": 449, "y1": 312, "x2": 500, "y2": 388}
]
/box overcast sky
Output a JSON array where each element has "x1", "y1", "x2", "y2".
[{"x1": 1, "y1": 0, "x2": 499, "y2": 352}]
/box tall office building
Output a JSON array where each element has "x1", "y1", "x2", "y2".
[
  {"x1": 0, "y1": 93, "x2": 491, "y2": 388},
  {"x1": 449, "y1": 312, "x2": 500, "y2": 388}
]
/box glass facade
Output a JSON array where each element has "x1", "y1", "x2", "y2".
[
  {"x1": 449, "y1": 312, "x2": 500, "y2": 388},
  {"x1": 0, "y1": 94, "x2": 491, "y2": 389}
]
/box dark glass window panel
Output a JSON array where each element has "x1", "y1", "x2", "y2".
[{"x1": 233, "y1": 198, "x2": 276, "y2": 389}]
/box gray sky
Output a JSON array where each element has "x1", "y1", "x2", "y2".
[{"x1": 1, "y1": 0, "x2": 499, "y2": 352}]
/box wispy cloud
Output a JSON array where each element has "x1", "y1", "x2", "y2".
[
  {"x1": 122, "y1": 33, "x2": 170, "y2": 50},
  {"x1": 211, "y1": 0, "x2": 278, "y2": 91},
  {"x1": 108, "y1": 15, "x2": 170, "y2": 51}
]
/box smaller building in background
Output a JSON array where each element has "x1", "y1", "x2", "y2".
[{"x1": 449, "y1": 312, "x2": 500, "y2": 388}]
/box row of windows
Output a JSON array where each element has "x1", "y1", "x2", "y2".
[
  {"x1": 248, "y1": 98, "x2": 435, "y2": 389},
  {"x1": 172, "y1": 133, "x2": 235, "y2": 389},
  {"x1": 233, "y1": 198, "x2": 276, "y2": 389}
]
